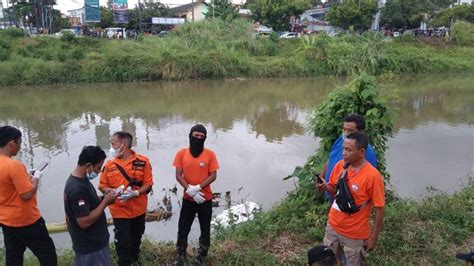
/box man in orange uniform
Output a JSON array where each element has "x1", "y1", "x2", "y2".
[
  {"x1": 317, "y1": 132, "x2": 385, "y2": 265},
  {"x1": 99, "y1": 131, "x2": 154, "y2": 266},
  {"x1": 0, "y1": 126, "x2": 57, "y2": 266},
  {"x1": 172, "y1": 124, "x2": 219, "y2": 266}
]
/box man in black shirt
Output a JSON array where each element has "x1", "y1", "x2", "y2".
[{"x1": 64, "y1": 146, "x2": 118, "y2": 265}]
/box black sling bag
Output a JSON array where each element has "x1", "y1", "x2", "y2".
[
  {"x1": 334, "y1": 163, "x2": 368, "y2": 214},
  {"x1": 113, "y1": 162, "x2": 152, "y2": 194}
]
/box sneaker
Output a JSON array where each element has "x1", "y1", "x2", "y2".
[{"x1": 192, "y1": 254, "x2": 205, "y2": 266}]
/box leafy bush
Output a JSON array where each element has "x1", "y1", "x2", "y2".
[
  {"x1": 451, "y1": 21, "x2": 474, "y2": 46},
  {"x1": 288, "y1": 74, "x2": 394, "y2": 184},
  {"x1": 60, "y1": 31, "x2": 76, "y2": 42},
  {"x1": 0, "y1": 28, "x2": 27, "y2": 38}
]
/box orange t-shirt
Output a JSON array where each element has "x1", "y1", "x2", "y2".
[
  {"x1": 99, "y1": 151, "x2": 154, "y2": 219},
  {"x1": 328, "y1": 160, "x2": 385, "y2": 240},
  {"x1": 173, "y1": 148, "x2": 219, "y2": 202},
  {"x1": 0, "y1": 155, "x2": 41, "y2": 227}
]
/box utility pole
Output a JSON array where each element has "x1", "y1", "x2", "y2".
[
  {"x1": 191, "y1": 0, "x2": 194, "y2": 21},
  {"x1": 138, "y1": 0, "x2": 142, "y2": 32},
  {"x1": 11, "y1": 0, "x2": 19, "y2": 27}
]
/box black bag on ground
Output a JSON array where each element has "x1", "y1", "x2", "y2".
[{"x1": 334, "y1": 163, "x2": 362, "y2": 214}]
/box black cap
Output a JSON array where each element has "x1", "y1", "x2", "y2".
[
  {"x1": 456, "y1": 250, "x2": 474, "y2": 263},
  {"x1": 190, "y1": 124, "x2": 207, "y2": 136},
  {"x1": 308, "y1": 245, "x2": 335, "y2": 265}
]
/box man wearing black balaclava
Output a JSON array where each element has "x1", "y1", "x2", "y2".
[{"x1": 172, "y1": 124, "x2": 220, "y2": 266}]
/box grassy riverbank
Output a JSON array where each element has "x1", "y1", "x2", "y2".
[
  {"x1": 7, "y1": 179, "x2": 472, "y2": 265},
  {"x1": 0, "y1": 19, "x2": 473, "y2": 86}
]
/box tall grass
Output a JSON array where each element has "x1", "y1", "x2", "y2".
[{"x1": 0, "y1": 19, "x2": 473, "y2": 86}]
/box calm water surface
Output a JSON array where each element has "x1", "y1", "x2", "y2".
[{"x1": 0, "y1": 75, "x2": 472, "y2": 248}]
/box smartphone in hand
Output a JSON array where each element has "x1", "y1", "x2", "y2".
[
  {"x1": 114, "y1": 185, "x2": 125, "y2": 195},
  {"x1": 37, "y1": 161, "x2": 49, "y2": 172},
  {"x1": 316, "y1": 174, "x2": 325, "y2": 184}
]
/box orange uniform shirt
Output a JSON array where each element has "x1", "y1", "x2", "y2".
[
  {"x1": 99, "y1": 151, "x2": 154, "y2": 219},
  {"x1": 328, "y1": 160, "x2": 385, "y2": 240},
  {"x1": 173, "y1": 148, "x2": 219, "y2": 202},
  {"x1": 0, "y1": 155, "x2": 41, "y2": 227}
]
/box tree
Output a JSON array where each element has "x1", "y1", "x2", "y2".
[
  {"x1": 326, "y1": 0, "x2": 379, "y2": 31},
  {"x1": 206, "y1": 0, "x2": 239, "y2": 21},
  {"x1": 3, "y1": 2, "x2": 68, "y2": 33},
  {"x1": 249, "y1": 0, "x2": 312, "y2": 31},
  {"x1": 380, "y1": 0, "x2": 453, "y2": 29},
  {"x1": 92, "y1": 6, "x2": 115, "y2": 29},
  {"x1": 432, "y1": 4, "x2": 474, "y2": 27},
  {"x1": 128, "y1": 1, "x2": 171, "y2": 31}
]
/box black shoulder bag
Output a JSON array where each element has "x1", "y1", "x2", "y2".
[
  {"x1": 334, "y1": 163, "x2": 368, "y2": 214},
  {"x1": 113, "y1": 162, "x2": 152, "y2": 194}
]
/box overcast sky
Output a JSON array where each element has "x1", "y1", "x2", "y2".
[{"x1": 1, "y1": 0, "x2": 192, "y2": 14}]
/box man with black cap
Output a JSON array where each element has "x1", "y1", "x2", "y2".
[
  {"x1": 308, "y1": 245, "x2": 336, "y2": 266},
  {"x1": 172, "y1": 124, "x2": 219, "y2": 266},
  {"x1": 457, "y1": 250, "x2": 474, "y2": 266}
]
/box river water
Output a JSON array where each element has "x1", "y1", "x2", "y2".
[{"x1": 0, "y1": 74, "x2": 472, "y2": 248}]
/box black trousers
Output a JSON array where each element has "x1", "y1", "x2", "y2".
[
  {"x1": 1, "y1": 217, "x2": 57, "y2": 266},
  {"x1": 113, "y1": 214, "x2": 146, "y2": 266},
  {"x1": 176, "y1": 199, "x2": 212, "y2": 257}
]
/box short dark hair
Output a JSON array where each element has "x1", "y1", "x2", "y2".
[
  {"x1": 346, "y1": 131, "x2": 368, "y2": 150},
  {"x1": 113, "y1": 131, "x2": 133, "y2": 149},
  {"x1": 344, "y1": 114, "x2": 365, "y2": 131},
  {"x1": 78, "y1": 146, "x2": 106, "y2": 166},
  {"x1": 0, "y1": 126, "x2": 22, "y2": 148}
]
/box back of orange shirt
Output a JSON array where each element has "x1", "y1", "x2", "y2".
[
  {"x1": 99, "y1": 151, "x2": 154, "y2": 219},
  {"x1": 328, "y1": 160, "x2": 385, "y2": 240},
  {"x1": 173, "y1": 148, "x2": 219, "y2": 201},
  {"x1": 0, "y1": 155, "x2": 41, "y2": 227}
]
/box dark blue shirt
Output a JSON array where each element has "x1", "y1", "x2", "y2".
[{"x1": 324, "y1": 136, "x2": 378, "y2": 201}]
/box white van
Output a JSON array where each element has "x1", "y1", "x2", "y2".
[{"x1": 104, "y1": 28, "x2": 127, "y2": 39}]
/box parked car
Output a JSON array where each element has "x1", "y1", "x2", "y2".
[
  {"x1": 104, "y1": 28, "x2": 127, "y2": 39},
  {"x1": 254, "y1": 25, "x2": 273, "y2": 36},
  {"x1": 158, "y1": 31, "x2": 169, "y2": 37},
  {"x1": 279, "y1": 32, "x2": 297, "y2": 39},
  {"x1": 54, "y1": 29, "x2": 76, "y2": 37}
]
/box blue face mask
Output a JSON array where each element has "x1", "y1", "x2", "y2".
[{"x1": 86, "y1": 170, "x2": 99, "y2": 180}]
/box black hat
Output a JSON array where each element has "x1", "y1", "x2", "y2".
[
  {"x1": 456, "y1": 250, "x2": 474, "y2": 263},
  {"x1": 308, "y1": 245, "x2": 335, "y2": 265},
  {"x1": 190, "y1": 124, "x2": 207, "y2": 135}
]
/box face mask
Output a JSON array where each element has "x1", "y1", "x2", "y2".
[
  {"x1": 109, "y1": 144, "x2": 124, "y2": 158},
  {"x1": 189, "y1": 134, "x2": 206, "y2": 158},
  {"x1": 86, "y1": 170, "x2": 99, "y2": 180}
]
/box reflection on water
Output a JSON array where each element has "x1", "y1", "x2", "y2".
[{"x1": 0, "y1": 75, "x2": 472, "y2": 248}]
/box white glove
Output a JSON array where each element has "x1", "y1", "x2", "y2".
[
  {"x1": 185, "y1": 185, "x2": 201, "y2": 197},
  {"x1": 192, "y1": 191, "x2": 205, "y2": 204},
  {"x1": 118, "y1": 190, "x2": 139, "y2": 201},
  {"x1": 32, "y1": 169, "x2": 43, "y2": 179}
]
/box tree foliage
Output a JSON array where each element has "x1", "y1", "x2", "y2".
[
  {"x1": 92, "y1": 2, "x2": 171, "y2": 30},
  {"x1": 432, "y1": 4, "x2": 474, "y2": 27},
  {"x1": 380, "y1": 0, "x2": 455, "y2": 29},
  {"x1": 249, "y1": 0, "x2": 312, "y2": 31},
  {"x1": 206, "y1": 0, "x2": 239, "y2": 21},
  {"x1": 451, "y1": 21, "x2": 474, "y2": 46},
  {"x1": 326, "y1": 0, "x2": 379, "y2": 31},
  {"x1": 288, "y1": 74, "x2": 393, "y2": 183}
]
